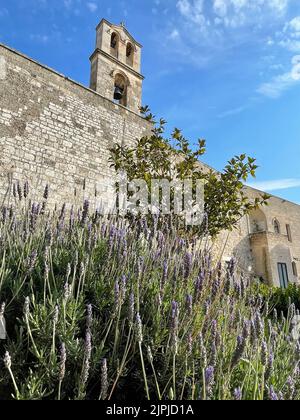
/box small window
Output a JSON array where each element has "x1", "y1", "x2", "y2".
[
  {"x1": 273, "y1": 219, "x2": 280, "y2": 234},
  {"x1": 286, "y1": 224, "x2": 292, "y2": 242},
  {"x1": 126, "y1": 43, "x2": 134, "y2": 67},
  {"x1": 292, "y1": 262, "x2": 298, "y2": 277}
]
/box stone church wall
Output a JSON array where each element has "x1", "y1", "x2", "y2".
[{"x1": 0, "y1": 43, "x2": 151, "y2": 208}]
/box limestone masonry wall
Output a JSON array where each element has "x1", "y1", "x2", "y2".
[{"x1": 0, "y1": 44, "x2": 151, "y2": 207}]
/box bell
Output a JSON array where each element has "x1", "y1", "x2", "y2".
[{"x1": 114, "y1": 86, "x2": 123, "y2": 101}]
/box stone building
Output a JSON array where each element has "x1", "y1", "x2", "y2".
[{"x1": 0, "y1": 18, "x2": 300, "y2": 288}]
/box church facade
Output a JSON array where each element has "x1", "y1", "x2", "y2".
[{"x1": 0, "y1": 19, "x2": 300, "y2": 288}]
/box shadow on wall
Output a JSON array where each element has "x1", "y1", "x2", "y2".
[{"x1": 232, "y1": 235, "x2": 253, "y2": 275}]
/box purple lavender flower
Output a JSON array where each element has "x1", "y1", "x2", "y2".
[
  {"x1": 186, "y1": 294, "x2": 193, "y2": 316},
  {"x1": 204, "y1": 366, "x2": 215, "y2": 398},
  {"x1": 184, "y1": 252, "x2": 193, "y2": 279},
  {"x1": 136, "y1": 313, "x2": 143, "y2": 343},
  {"x1": 211, "y1": 320, "x2": 217, "y2": 341},
  {"x1": 81, "y1": 200, "x2": 90, "y2": 225},
  {"x1": 261, "y1": 341, "x2": 268, "y2": 366},
  {"x1": 234, "y1": 388, "x2": 242, "y2": 400},
  {"x1": 227, "y1": 257, "x2": 236, "y2": 278},
  {"x1": 128, "y1": 293, "x2": 135, "y2": 324},
  {"x1": 86, "y1": 304, "x2": 93, "y2": 330},
  {"x1": 161, "y1": 260, "x2": 168, "y2": 288},
  {"x1": 100, "y1": 358, "x2": 108, "y2": 400},
  {"x1": 269, "y1": 386, "x2": 279, "y2": 401},
  {"x1": 194, "y1": 273, "x2": 204, "y2": 302},
  {"x1": 255, "y1": 311, "x2": 264, "y2": 339},
  {"x1": 231, "y1": 335, "x2": 246, "y2": 368},
  {"x1": 199, "y1": 333, "x2": 207, "y2": 367},
  {"x1": 265, "y1": 352, "x2": 274, "y2": 381},
  {"x1": 285, "y1": 376, "x2": 295, "y2": 400},
  {"x1": 120, "y1": 275, "x2": 127, "y2": 301},
  {"x1": 59, "y1": 343, "x2": 67, "y2": 382},
  {"x1": 81, "y1": 330, "x2": 92, "y2": 387}
]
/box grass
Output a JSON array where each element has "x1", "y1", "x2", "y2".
[{"x1": 0, "y1": 188, "x2": 299, "y2": 400}]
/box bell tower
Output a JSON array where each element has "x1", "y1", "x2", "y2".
[{"x1": 89, "y1": 19, "x2": 144, "y2": 113}]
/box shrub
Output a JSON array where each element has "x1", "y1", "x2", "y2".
[{"x1": 0, "y1": 196, "x2": 299, "y2": 400}]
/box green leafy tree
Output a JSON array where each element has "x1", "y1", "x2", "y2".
[{"x1": 109, "y1": 108, "x2": 269, "y2": 236}]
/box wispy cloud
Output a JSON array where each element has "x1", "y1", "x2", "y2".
[
  {"x1": 29, "y1": 34, "x2": 49, "y2": 44},
  {"x1": 257, "y1": 55, "x2": 300, "y2": 97},
  {"x1": 87, "y1": 2, "x2": 98, "y2": 13},
  {"x1": 218, "y1": 105, "x2": 247, "y2": 118},
  {"x1": 247, "y1": 178, "x2": 300, "y2": 191}
]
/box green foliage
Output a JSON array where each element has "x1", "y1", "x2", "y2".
[
  {"x1": 254, "y1": 283, "x2": 300, "y2": 315},
  {"x1": 110, "y1": 108, "x2": 270, "y2": 236}
]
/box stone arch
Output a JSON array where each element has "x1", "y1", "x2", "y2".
[
  {"x1": 110, "y1": 32, "x2": 120, "y2": 58},
  {"x1": 249, "y1": 208, "x2": 267, "y2": 233},
  {"x1": 126, "y1": 42, "x2": 134, "y2": 67},
  {"x1": 113, "y1": 72, "x2": 130, "y2": 107}
]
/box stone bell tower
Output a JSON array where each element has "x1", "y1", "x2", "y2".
[{"x1": 90, "y1": 19, "x2": 144, "y2": 113}]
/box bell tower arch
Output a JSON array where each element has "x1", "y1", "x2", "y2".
[{"x1": 89, "y1": 19, "x2": 144, "y2": 113}]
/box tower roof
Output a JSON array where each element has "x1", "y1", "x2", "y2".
[{"x1": 96, "y1": 19, "x2": 143, "y2": 48}]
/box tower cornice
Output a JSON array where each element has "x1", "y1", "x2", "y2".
[{"x1": 89, "y1": 48, "x2": 145, "y2": 80}]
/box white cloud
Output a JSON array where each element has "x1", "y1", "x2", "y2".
[
  {"x1": 29, "y1": 34, "x2": 49, "y2": 44},
  {"x1": 218, "y1": 105, "x2": 247, "y2": 118},
  {"x1": 169, "y1": 29, "x2": 180, "y2": 40},
  {"x1": 257, "y1": 55, "x2": 300, "y2": 97},
  {"x1": 177, "y1": 0, "x2": 291, "y2": 30},
  {"x1": 288, "y1": 16, "x2": 300, "y2": 32},
  {"x1": 247, "y1": 178, "x2": 300, "y2": 192},
  {"x1": 87, "y1": 2, "x2": 98, "y2": 13}
]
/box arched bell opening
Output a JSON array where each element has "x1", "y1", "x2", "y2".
[
  {"x1": 126, "y1": 42, "x2": 134, "y2": 67},
  {"x1": 113, "y1": 73, "x2": 129, "y2": 107},
  {"x1": 110, "y1": 32, "x2": 119, "y2": 58}
]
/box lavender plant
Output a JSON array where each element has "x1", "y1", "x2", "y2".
[{"x1": 0, "y1": 190, "x2": 299, "y2": 400}]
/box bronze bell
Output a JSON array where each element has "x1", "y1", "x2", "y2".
[{"x1": 114, "y1": 86, "x2": 123, "y2": 101}]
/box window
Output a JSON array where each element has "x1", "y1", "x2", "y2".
[
  {"x1": 126, "y1": 43, "x2": 134, "y2": 67},
  {"x1": 286, "y1": 224, "x2": 292, "y2": 242},
  {"x1": 273, "y1": 219, "x2": 280, "y2": 234},
  {"x1": 278, "y1": 263, "x2": 289, "y2": 289},
  {"x1": 110, "y1": 32, "x2": 119, "y2": 58},
  {"x1": 292, "y1": 262, "x2": 298, "y2": 277}
]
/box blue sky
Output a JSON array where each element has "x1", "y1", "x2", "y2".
[{"x1": 1, "y1": 0, "x2": 300, "y2": 202}]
